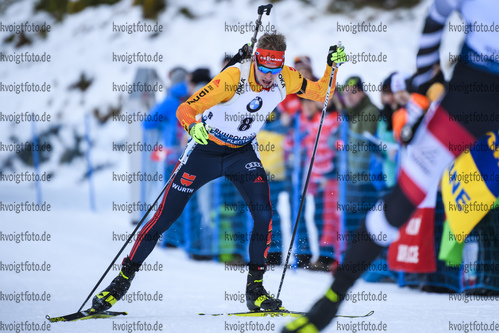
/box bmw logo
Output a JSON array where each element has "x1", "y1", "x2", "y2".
[{"x1": 246, "y1": 96, "x2": 263, "y2": 113}]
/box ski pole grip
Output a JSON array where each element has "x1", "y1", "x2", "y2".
[
  {"x1": 258, "y1": 4, "x2": 272, "y2": 15},
  {"x1": 249, "y1": 4, "x2": 273, "y2": 57}
]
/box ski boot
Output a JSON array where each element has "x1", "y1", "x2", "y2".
[
  {"x1": 90, "y1": 256, "x2": 141, "y2": 313},
  {"x1": 246, "y1": 266, "x2": 282, "y2": 311},
  {"x1": 282, "y1": 288, "x2": 341, "y2": 332}
]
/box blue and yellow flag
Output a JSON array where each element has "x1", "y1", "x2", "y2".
[{"x1": 441, "y1": 130, "x2": 499, "y2": 243}]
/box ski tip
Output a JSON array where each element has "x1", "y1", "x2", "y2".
[
  {"x1": 45, "y1": 315, "x2": 63, "y2": 323},
  {"x1": 45, "y1": 310, "x2": 128, "y2": 322},
  {"x1": 367, "y1": 310, "x2": 374, "y2": 316}
]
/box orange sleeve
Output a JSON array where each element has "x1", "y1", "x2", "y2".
[
  {"x1": 281, "y1": 65, "x2": 336, "y2": 102},
  {"x1": 392, "y1": 108, "x2": 408, "y2": 143},
  {"x1": 176, "y1": 67, "x2": 240, "y2": 132}
]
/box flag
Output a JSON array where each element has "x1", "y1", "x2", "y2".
[
  {"x1": 441, "y1": 131, "x2": 499, "y2": 242},
  {"x1": 387, "y1": 183, "x2": 438, "y2": 273}
]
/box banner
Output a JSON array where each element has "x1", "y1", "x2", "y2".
[{"x1": 387, "y1": 184, "x2": 437, "y2": 273}]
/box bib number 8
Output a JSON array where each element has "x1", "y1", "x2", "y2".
[{"x1": 238, "y1": 117, "x2": 254, "y2": 131}]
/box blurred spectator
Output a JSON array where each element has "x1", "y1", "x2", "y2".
[
  {"x1": 342, "y1": 75, "x2": 379, "y2": 144},
  {"x1": 187, "y1": 68, "x2": 211, "y2": 95},
  {"x1": 280, "y1": 56, "x2": 342, "y2": 269},
  {"x1": 391, "y1": 72, "x2": 444, "y2": 145},
  {"x1": 375, "y1": 73, "x2": 399, "y2": 190},
  {"x1": 340, "y1": 76, "x2": 379, "y2": 231},
  {"x1": 294, "y1": 56, "x2": 318, "y2": 81},
  {"x1": 144, "y1": 66, "x2": 188, "y2": 151},
  {"x1": 380, "y1": 73, "x2": 399, "y2": 126},
  {"x1": 299, "y1": 97, "x2": 340, "y2": 270},
  {"x1": 257, "y1": 108, "x2": 291, "y2": 265},
  {"x1": 169, "y1": 67, "x2": 188, "y2": 88}
]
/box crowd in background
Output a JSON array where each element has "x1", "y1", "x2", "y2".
[
  {"x1": 144, "y1": 52, "x2": 409, "y2": 263},
  {"x1": 139, "y1": 51, "x2": 498, "y2": 293}
]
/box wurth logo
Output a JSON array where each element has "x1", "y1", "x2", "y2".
[
  {"x1": 172, "y1": 183, "x2": 194, "y2": 193},
  {"x1": 180, "y1": 172, "x2": 196, "y2": 186},
  {"x1": 213, "y1": 79, "x2": 220, "y2": 88},
  {"x1": 254, "y1": 176, "x2": 265, "y2": 183}
]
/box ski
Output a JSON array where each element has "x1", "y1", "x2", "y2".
[
  {"x1": 46, "y1": 309, "x2": 127, "y2": 322},
  {"x1": 334, "y1": 310, "x2": 374, "y2": 319},
  {"x1": 199, "y1": 309, "x2": 305, "y2": 318},
  {"x1": 198, "y1": 310, "x2": 374, "y2": 318}
]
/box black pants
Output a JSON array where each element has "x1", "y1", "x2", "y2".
[{"x1": 128, "y1": 140, "x2": 273, "y2": 267}]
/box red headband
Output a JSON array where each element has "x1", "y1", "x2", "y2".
[{"x1": 255, "y1": 48, "x2": 285, "y2": 67}]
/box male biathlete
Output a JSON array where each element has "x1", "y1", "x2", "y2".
[
  {"x1": 283, "y1": 0, "x2": 499, "y2": 331},
  {"x1": 91, "y1": 32, "x2": 347, "y2": 314}
]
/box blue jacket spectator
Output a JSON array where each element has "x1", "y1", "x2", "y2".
[{"x1": 144, "y1": 81, "x2": 188, "y2": 147}]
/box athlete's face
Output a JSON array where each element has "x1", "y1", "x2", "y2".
[{"x1": 254, "y1": 62, "x2": 281, "y2": 89}]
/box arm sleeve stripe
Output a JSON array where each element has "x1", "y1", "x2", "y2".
[
  {"x1": 297, "y1": 78, "x2": 307, "y2": 95},
  {"x1": 417, "y1": 43, "x2": 440, "y2": 57},
  {"x1": 422, "y1": 16, "x2": 445, "y2": 34},
  {"x1": 416, "y1": 50, "x2": 440, "y2": 68},
  {"x1": 419, "y1": 30, "x2": 444, "y2": 49}
]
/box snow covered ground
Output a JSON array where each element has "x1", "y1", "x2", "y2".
[
  {"x1": 1, "y1": 0, "x2": 493, "y2": 332},
  {"x1": 1, "y1": 182, "x2": 498, "y2": 332}
]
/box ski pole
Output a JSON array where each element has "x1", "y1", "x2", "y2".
[
  {"x1": 249, "y1": 4, "x2": 273, "y2": 55},
  {"x1": 221, "y1": 4, "x2": 272, "y2": 72},
  {"x1": 276, "y1": 44, "x2": 342, "y2": 300},
  {"x1": 77, "y1": 144, "x2": 194, "y2": 312}
]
